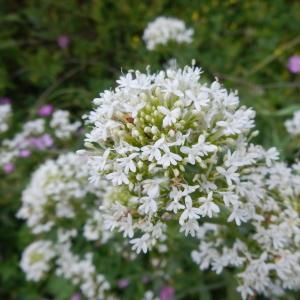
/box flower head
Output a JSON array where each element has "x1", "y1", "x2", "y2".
[
  {"x1": 17, "y1": 153, "x2": 103, "y2": 234},
  {"x1": 57, "y1": 35, "x2": 71, "y2": 49},
  {"x1": 159, "y1": 286, "x2": 175, "y2": 300},
  {"x1": 82, "y1": 64, "x2": 276, "y2": 255},
  {"x1": 287, "y1": 55, "x2": 300, "y2": 73},
  {"x1": 19, "y1": 149, "x2": 31, "y2": 158},
  {"x1": 20, "y1": 240, "x2": 56, "y2": 281},
  {"x1": 37, "y1": 104, "x2": 54, "y2": 117},
  {"x1": 143, "y1": 16, "x2": 193, "y2": 50},
  {"x1": 3, "y1": 162, "x2": 15, "y2": 173}
]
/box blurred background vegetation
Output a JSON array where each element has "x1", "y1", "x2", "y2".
[{"x1": 1, "y1": 0, "x2": 300, "y2": 299}]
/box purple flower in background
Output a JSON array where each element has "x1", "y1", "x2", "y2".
[
  {"x1": 3, "y1": 163, "x2": 15, "y2": 174},
  {"x1": 57, "y1": 35, "x2": 71, "y2": 49},
  {"x1": 287, "y1": 55, "x2": 300, "y2": 73},
  {"x1": 0, "y1": 97, "x2": 12, "y2": 105},
  {"x1": 28, "y1": 134, "x2": 53, "y2": 150},
  {"x1": 159, "y1": 286, "x2": 175, "y2": 300},
  {"x1": 37, "y1": 104, "x2": 54, "y2": 117},
  {"x1": 70, "y1": 293, "x2": 81, "y2": 300},
  {"x1": 40, "y1": 134, "x2": 54, "y2": 147},
  {"x1": 142, "y1": 275, "x2": 150, "y2": 284},
  {"x1": 19, "y1": 149, "x2": 31, "y2": 158},
  {"x1": 117, "y1": 278, "x2": 130, "y2": 289}
]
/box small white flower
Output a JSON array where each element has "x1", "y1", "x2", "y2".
[
  {"x1": 198, "y1": 192, "x2": 220, "y2": 218},
  {"x1": 181, "y1": 135, "x2": 217, "y2": 164},
  {"x1": 166, "y1": 199, "x2": 185, "y2": 213},
  {"x1": 119, "y1": 214, "x2": 134, "y2": 238},
  {"x1": 216, "y1": 166, "x2": 239, "y2": 186},
  {"x1": 106, "y1": 170, "x2": 129, "y2": 185},
  {"x1": 180, "y1": 219, "x2": 200, "y2": 237},
  {"x1": 157, "y1": 106, "x2": 181, "y2": 128},
  {"x1": 285, "y1": 110, "x2": 300, "y2": 136},
  {"x1": 179, "y1": 196, "x2": 202, "y2": 225},
  {"x1": 141, "y1": 137, "x2": 168, "y2": 161},
  {"x1": 157, "y1": 149, "x2": 182, "y2": 168},
  {"x1": 130, "y1": 233, "x2": 151, "y2": 254},
  {"x1": 264, "y1": 147, "x2": 279, "y2": 167},
  {"x1": 227, "y1": 206, "x2": 248, "y2": 226},
  {"x1": 116, "y1": 153, "x2": 138, "y2": 174},
  {"x1": 138, "y1": 196, "x2": 158, "y2": 214}
]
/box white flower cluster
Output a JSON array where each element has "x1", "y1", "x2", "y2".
[
  {"x1": 82, "y1": 65, "x2": 278, "y2": 252},
  {"x1": 285, "y1": 110, "x2": 300, "y2": 136},
  {"x1": 20, "y1": 240, "x2": 56, "y2": 282},
  {"x1": 143, "y1": 16, "x2": 193, "y2": 50},
  {"x1": 21, "y1": 237, "x2": 116, "y2": 300},
  {"x1": 17, "y1": 153, "x2": 102, "y2": 234},
  {"x1": 0, "y1": 109, "x2": 81, "y2": 168},
  {"x1": 191, "y1": 161, "x2": 300, "y2": 299},
  {"x1": 56, "y1": 242, "x2": 115, "y2": 300},
  {"x1": 18, "y1": 153, "x2": 118, "y2": 299},
  {"x1": 0, "y1": 103, "x2": 11, "y2": 133},
  {"x1": 50, "y1": 109, "x2": 81, "y2": 139}
]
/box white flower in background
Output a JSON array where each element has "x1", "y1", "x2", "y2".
[
  {"x1": 82, "y1": 64, "x2": 281, "y2": 257},
  {"x1": 17, "y1": 152, "x2": 104, "y2": 234},
  {"x1": 18, "y1": 153, "x2": 118, "y2": 299},
  {"x1": 285, "y1": 110, "x2": 300, "y2": 136},
  {"x1": 83, "y1": 210, "x2": 112, "y2": 243},
  {"x1": 50, "y1": 109, "x2": 81, "y2": 139},
  {"x1": 0, "y1": 103, "x2": 12, "y2": 133},
  {"x1": 20, "y1": 240, "x2": 56, "y2": 281},
  {"x1": 142, "y1": 290, "x2": 159, "y2": 300},
  {"x1": 192, "y1": 161, "x2": 300, "y2": 299},
  {"x1": 56, "y1": 243, "x2": 111, "y2": 300},
  {"x1": 0, "y1": 109, "x2": 81, "y2": 168},
  {"x1": 143, "y1": 16, "x2": 194, "y2": 50},
  {"x1": 198, "y1": 192, "x2": 220, "y2": 218}
]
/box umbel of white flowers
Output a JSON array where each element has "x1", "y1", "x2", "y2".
[
  {"x1": 82, "y1": 64, "x2": 279, "y2": 251},
  {"x1": 18, "y1": 153, "x2": 115, "y2": 300},
  {"x1": 143, "y1": 16, "x2": 193, "y2": 50}
]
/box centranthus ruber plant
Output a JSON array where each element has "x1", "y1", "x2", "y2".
[
  {"x1": 80, "y1": 64, "x2": 300, "y2": 299},
  {"x1": 81, "y1": 64, "x2": 276, "y2": 251}
]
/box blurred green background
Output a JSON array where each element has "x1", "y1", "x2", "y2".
[{"x1": 1, "y1": 0, "x2": 300, "y2": 299}]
